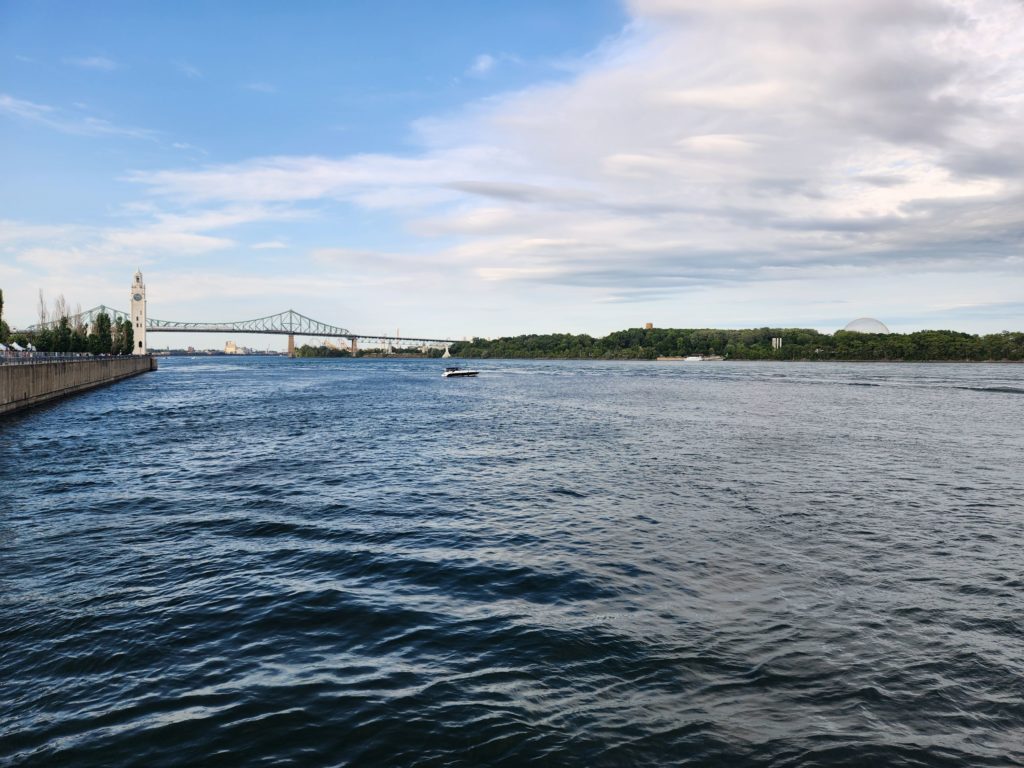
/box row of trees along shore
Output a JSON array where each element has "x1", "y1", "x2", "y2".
[
  {"x1": 450, "y1": 327, "x2": 1024, "y2": 362},
  {"x1": 0, "y1": 291, "x2": 135, "y2": 355},
  {"x1": 295, "y1": 344, "x2": 350, "y2": 358}
]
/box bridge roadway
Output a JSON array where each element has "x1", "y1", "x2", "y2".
[
  {"x1": 147, "y1": 326, "x2": 457, "y2": 344},
  {"x1": 149, "y1": 326, "x2": 455, "y2": 356},
  {"x1": 145, "y1": 309, "x2": 457, "y2": 344}
]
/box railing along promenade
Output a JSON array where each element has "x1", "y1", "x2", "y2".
[{"x1": 0, "y1": 351, "x2": 134, "y2": 366}]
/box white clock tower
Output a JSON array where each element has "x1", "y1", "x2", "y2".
[{"x1": 130, "y1": 270, "x2": 148, "y2": 354}]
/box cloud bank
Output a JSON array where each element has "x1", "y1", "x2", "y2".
[
  {"x1": 7, "y1": 0, "x2": 1024, "y2": 332},
  {"x1": 134, "y1": 1, "x2": 1024, "y2": 296}
]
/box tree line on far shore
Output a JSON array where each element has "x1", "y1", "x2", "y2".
[
  {"x1": 295, "y1": 344, "x2": 351, "y2": 358},
  {"x1": 294, "y1": 344, "x2": 444, "y2": 358},
  {"x1": 5, "y1": 289, "x2": 1022, "y2": 362},
  {"x1": 450, "y1": 327, "x2": 1024, "y2": 362},
  {"x1": 0, "y1": 290, "x2": 135, "y2": 355}
]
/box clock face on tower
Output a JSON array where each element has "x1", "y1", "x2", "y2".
[{"x1": 133, "y1": 293, "x2": 143, "y2": 301}]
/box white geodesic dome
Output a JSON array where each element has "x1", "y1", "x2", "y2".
[{"x1": 843, "y1": 317, "x2": 890, "y2": 333}]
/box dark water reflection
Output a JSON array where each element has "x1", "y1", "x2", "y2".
[{"x1": 2, "y1": 358, "x2": 1022, "y2": 766}]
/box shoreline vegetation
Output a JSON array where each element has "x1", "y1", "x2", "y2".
[
  {"x1": 6, "y1": 292, "x2": 1021, "y2": 362},
  {"x1": 294, "y1": 344, "x2": 444, "y2": 359},
  {"x1": 448, "y1": 328, "x2": 1024, "y2": 362},
  {"x1": 2, "y1": 291, "x2": 135, "y2": 356}
]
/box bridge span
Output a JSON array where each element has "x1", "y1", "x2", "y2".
[{"x1": 42, "y1": 306, "x2": 459, "y2": 356}]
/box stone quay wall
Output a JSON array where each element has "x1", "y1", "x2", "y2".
[{"x1": 0, "y1": 356, "x2": 157, "y2": 417}]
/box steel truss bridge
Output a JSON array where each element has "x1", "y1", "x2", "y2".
[{"x1": 29, "y1": 306, "x2": 457, "y2": 353}]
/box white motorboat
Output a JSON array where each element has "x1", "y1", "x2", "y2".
[{"x1": 443, "y1": 366, "x2": 479, "y2": 378}]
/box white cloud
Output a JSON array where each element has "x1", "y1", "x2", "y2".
[
  {"x1": 174, "y1": 61, "x2": 203, "y2": 79},
  {"x1": 244, "y1": 82, "x2": 277, "y2": 93},
  {"x1": 252, "y1": 241, "x2": 288, "y2": 250},
  {"x1": 0, "y1": 220, "x2": 85, "y2": 247},
  {"x1": 308, "y1": 247, "x2": 425, "y2": 275},
  {"x1": 1, "y1": 94, "x2": 56, "y2": 122},
  {"x1": 0, "y1": 93, "x2": 156, "y2": 139},
  {"x1": 468, "y1": 54, "x2": 496, "y2": 76},
  {"x1": 101, "y1": 230, "x2": 233, "y2": 254},
  {"x1": 126, "y1": 152, "x2": 486, "y2": 204},
  {"x1": 65, "y1": 56, "x2": 117, "y2": 71},
  {"x1": 172, "y1": 142, "x2": 207, "y2": 154},
  {"x1": 5, "y1": 206, "x2": 308, "y2": 284}
]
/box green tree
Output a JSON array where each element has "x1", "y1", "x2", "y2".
[
  {"x1": 33, "y1": 327, "x2": 54, "y2": 352},
  {"x1": 449, "y1": 326, "x2": 1022, "y2": 362},
  {"x1": 295, "y1": 344, "x2": 351, "y2": 358},
  {"x1": 71, "y1": 311, "x2": 88, "y2": 352},
  {"x1": 71, "y1": 326, "x2": 88, "y2": 353},
  {"x1": 122, "y1": 318, "x2": 135, "y2": 355},
  {"x1": 111, "y1": 317, "x2": 124, "y2": 355},
  {"x1": 55, "y1": 316, "x2": 73, "y2": 353},
  {"x1": 89, "y1": 312, "x2": 113, "y2": 354},
  {"x1": 0, "y1": 288, "x2": 8, "y2": 343}
]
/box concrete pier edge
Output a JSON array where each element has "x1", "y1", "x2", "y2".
[{"x1": 0, "y1": 356, "x2": 157, "y2": 417}]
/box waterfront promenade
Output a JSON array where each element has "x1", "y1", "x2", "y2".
[{"x1": 0, "y1": 354, "x2": 157, "y2": 416}]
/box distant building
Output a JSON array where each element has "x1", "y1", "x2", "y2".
[
  {"x1": 644, "y1": 322, "x2": 653, "y2": 330},
  {"x1": 225, "y1": 340, "x2": 239, "y2": 354},
  {"x1": 843, "y1": 317, "x2": 890, "y2": 333}
]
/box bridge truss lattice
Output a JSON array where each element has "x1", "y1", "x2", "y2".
[
  {"x1": 148, "y1": 309, "x2": 353, "y2": 337},
  {"x1": 29, "y1": 307, "x2": 456, "y2": 344}
]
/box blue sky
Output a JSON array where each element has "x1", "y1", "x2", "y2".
[{"x1": 2, "y1": 0, "x2": 1023, "y2": 348}]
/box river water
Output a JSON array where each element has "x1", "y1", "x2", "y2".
[{"x1": 2, "y1": 358, "x2": 1022, "y2": 767}]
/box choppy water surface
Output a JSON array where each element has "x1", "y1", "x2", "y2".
[{"x1": 2, "y1": 358, "x2": 1023, "y2": 767}]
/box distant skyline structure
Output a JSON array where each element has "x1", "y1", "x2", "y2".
[
  {"x1": 843, "y1": 318, "x2": 891, "y2": 334},
  {"x1": 3, "y1": 0, "x2": 1024, "y2": 345}
]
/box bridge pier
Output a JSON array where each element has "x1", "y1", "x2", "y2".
[
  {"x1": 350, "y1": 337, "x2": 358, "y2": 356},
  {"x1": 287, "y1": 334, "x2": 295, "y2": 357}
]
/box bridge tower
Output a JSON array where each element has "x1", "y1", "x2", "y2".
[{"x1": 130, "y1": 270, "x2": 147, "y2": 354}]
